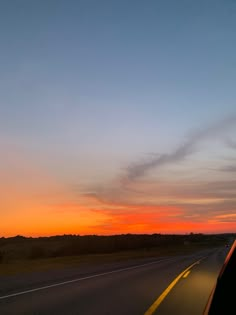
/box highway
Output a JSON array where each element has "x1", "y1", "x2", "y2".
[{"x1": 0, "y1": 247, "x2": 228, "y2": 315}]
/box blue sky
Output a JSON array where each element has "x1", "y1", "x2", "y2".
[{"x1": 0, "y1": 0, "x2": 236, "y2": 236}]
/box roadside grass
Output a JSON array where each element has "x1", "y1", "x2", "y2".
[{"x1": 0, "y1": 243, "x2": 220, "y2": 276}]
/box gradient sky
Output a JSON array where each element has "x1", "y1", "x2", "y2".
[{"x1": 1, "y1": 0, "x2": 236, "y2": 236}]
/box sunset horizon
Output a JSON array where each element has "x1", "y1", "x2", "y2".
[{"x1": 1, "y1": 1, "x2": 236, "y2": 238}]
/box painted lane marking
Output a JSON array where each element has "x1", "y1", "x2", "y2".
[
  {"x1": 144, "y1": 257, "x2": 205, "y2": 315},
  {"x1": 0, "y1": 257, "x2": 176, "y2": 300},
  {"x1": 183, "y1": 270, "x2": 190, "y2": 278}
]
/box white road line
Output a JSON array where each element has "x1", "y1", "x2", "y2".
[{"x1": 0, "y1": 257, "x2": 176, "y2": 300}]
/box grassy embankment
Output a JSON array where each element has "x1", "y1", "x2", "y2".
[{"x1": 0, "y1": 234, "x2": 232, "y2": 276}]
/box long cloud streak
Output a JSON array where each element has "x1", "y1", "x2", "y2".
[{"x1": 123, "y1": 115, "x2": 236, "y2": 182}]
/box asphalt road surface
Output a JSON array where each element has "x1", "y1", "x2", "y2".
[{"x1": 0, "y1": 247, "x2": 228, "y2": 315}]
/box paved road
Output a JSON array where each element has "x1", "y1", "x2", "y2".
[{"x1": 0, "y1": 247, "x2": 228, "y2": 315}]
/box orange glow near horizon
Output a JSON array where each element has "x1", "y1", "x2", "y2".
[
  {"x1": 1, "y1": 148, "x2": 235, "y2": 238},
  {"x1": 2, "y1": 198, "x2": 236, "y2": 237},
  {"x1": 1, "y1": 1, "x2": 236, "y2": 239}
]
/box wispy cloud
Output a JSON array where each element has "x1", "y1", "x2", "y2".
[
  {"x1": 80, "y1": 115, "x2": 236, "y2": 233},
  {"x1": 122, "y1": 115, "x2": 236, "y2": 182},
  {"x1": 219, "y1": 165, "x2": 236, "y2": 172},
  {"x1": 85, "y1": 115, "x2": 236, "y2": 203},
  {"x1": 85, "y1": 202, "x2": 236, "y2": 234}
]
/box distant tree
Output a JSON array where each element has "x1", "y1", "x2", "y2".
[
  {"x1": 28, "y1": 245, "x2": 45, "y2": 259},
  {"x1": 0, "y1": 250, "x2": 4, "y2": 263}
]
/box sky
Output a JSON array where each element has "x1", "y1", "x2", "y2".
[{"x1": 0, "y1": 0, "x2": 236, "y2": 237}]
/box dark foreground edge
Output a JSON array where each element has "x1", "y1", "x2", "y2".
[{"x1": 203, "y1": 240, "x2": 236, "y2": 315}]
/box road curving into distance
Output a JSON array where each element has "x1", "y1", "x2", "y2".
[{"x1": 0, "y1": 247, "x2": 229, "y2": 315}]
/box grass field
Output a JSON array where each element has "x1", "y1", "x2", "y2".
[{"x1": 0, "y1": 241, "x2": 225, "y2": 276}]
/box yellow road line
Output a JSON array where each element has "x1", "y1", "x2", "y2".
[
  {"x1": 183, "y1": 270, "x2": 191, "y2": 278},
  {"x1": 144, "y1": 258, "x2": 202, "y2": 315}
]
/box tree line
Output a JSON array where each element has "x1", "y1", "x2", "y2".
[{"x1": 0, "y1": 233, "x2": 232, "y2": 262}]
